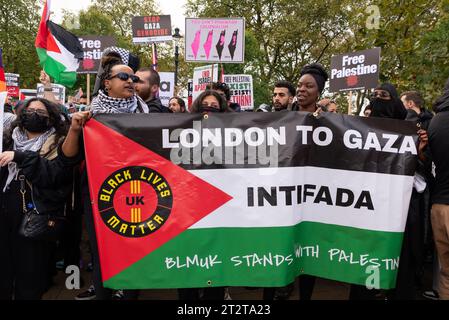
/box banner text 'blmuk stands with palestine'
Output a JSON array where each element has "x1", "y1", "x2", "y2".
[{"x1": 84, "y1": 112, "x2": 417, "y2": 290}]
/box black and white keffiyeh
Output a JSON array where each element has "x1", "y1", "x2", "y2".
[
  {"x1": 91, "y1": 90, "x2": 149, "y2": 114},
  {"x1": 3, "y1": 127, "x2": 56, "y2": 192},
  {"x1": 103, "y1": 47, "x2": 130, "y2": 65}
]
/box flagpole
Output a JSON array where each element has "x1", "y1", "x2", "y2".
[
  {"x1": 152, "y1": 43, "x2": 158, "y2": 72},
  {"x1": 87, "y1": 74, "x2": 90, "y2": 105},
  {"x1": 348, "y1": 90, "x2": 353, "y2": 115}
]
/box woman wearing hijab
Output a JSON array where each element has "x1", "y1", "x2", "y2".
[
  {"x1": 369, "y1": 83, "x2": 407, "y2": 120},
  {"x1": 0, "y1": 98, "x2": 82, "y2": 299}
]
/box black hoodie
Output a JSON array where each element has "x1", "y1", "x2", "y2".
[
  {"x1": 428, "y1": 78, "x2": 449, "y2": 204},
  {"x1": 405, "y1": 108, "x2": 434, "y2": 130}
]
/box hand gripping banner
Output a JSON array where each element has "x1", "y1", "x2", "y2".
[{"x1": 84, "y1": 112, "x2": 418, "y2": 289}]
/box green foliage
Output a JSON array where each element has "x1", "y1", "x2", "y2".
[
  {"x1": 186, "y1": 0, "x2": 449, "y2": 111},
  {"x1": 0, "y1": 0, "x2": 41, "y2": 88},
  {"x1": 1, "y1": 0, "x2": 447, "y2": 108}
]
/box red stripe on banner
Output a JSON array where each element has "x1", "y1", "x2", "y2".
[{"x1": 83, "y1": 118, "x2": 232, "y2": 281}]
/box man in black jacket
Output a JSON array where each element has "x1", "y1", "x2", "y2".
[
  {"x1": 135, "y1": 68, "x2": 169, "y2": 113},
  {"x1": 427, "y1": 78, "x2": 449, "y2": 300},
  {"x1": 401, "y1": 91, "x2": 434, "y2": 130}
]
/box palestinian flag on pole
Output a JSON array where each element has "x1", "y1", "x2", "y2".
[
  {"x1": 0, "y1": 48, "x2": 6, "y2": 92},
  {"x1": 35, "y1": 0, "x2": 83, "y2": 88},
  {"x1": 84, "y1": 112, "x2": 418, "y2": 290}
]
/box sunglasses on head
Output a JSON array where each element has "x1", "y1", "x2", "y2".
[{"x1": 109, "y1": 72, "x2": 140, "y2": 83}]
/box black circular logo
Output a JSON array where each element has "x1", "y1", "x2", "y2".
[{"x1": 98, "y1": 166, "x2": 173, "y2": 238}]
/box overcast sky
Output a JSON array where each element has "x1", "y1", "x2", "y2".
[{"x1": 51, "y1": 0, "x2": 187, "y2": 33}]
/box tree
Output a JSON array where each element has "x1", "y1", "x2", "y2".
[
  {"x1": 186, "y1": 0, "x2": 354, "y2": 107},
  {"x1": 0, "y1": 0, "x2": 41, "y2": 88},
  {"x1": 186, "y1": 0, "x2": 448, "y2": 111}
]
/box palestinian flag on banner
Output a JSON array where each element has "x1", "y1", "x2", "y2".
[
  {"x1": 84, "y1": 112, "x2": 418, "y2": 290},
  {"x1": 35, "y1": 0, "x2": 83, "y2": 88},
  {"x1": 0, "y1": 48, "x2": 6, "y2": 92}
]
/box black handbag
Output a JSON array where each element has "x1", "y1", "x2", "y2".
[{"x1": 17, "y1": 175, "x2": 67, "y2": 241}]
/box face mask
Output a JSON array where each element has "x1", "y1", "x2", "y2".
[
  {"x1": 22, "y1": 113, "x2": 50, "y2": 133},
  {"x1": 200, "y1": 106, "x2": 220, "y2": 113},
  {"x1": 369, "y1": 98, "x2": 396, "y2": 119}
]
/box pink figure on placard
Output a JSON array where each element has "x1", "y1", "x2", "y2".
[
  {"x1": 191, "y1": 30, "x2": 201, "y2": 59},
  {"x1": 203, "y1": 30, "x2": 213, "y2": 59}
]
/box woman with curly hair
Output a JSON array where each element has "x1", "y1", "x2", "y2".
[{"x1": 0, "y1": 98, "x2": 82, "y2": 299}]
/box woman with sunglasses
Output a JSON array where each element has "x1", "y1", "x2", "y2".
[
  {"x1": 90, "y1": 55, "x2": 149, "y2": 114},
  {"x1": 62, "y1": 53, "x2": 151, "y2": 301},
  {"x1": 0, "y1": 98, "x2": 82, "y2": 299}
]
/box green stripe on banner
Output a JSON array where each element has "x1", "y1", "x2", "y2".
[
  {"x1": 104, "y1": 221, "x2": 403, "y2": 290},
  {"x1": 36, "y1": 48, "x2": 76, "y2": 87}
]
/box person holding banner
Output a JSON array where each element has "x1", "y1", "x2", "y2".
[
  {"x1": 261, "y1": 80, "x2": 297, "y2": 300},
  {"x1": 0, "y1": 98, "x2": 81, "y2": 300},
  {"x1": 177, "y1": 90, "x2": 229, "y2": 300},
  {"x1": 295, "y1": 63, "x2": 329, "y2": 113},
  {"x1": 293, "y1": 63, "x2": 329, "y2": 300},
  {"x1": 69, "y1": 52, "x2": 149, "y2": 300},
  {"x1": 368, "y1": 83, "x2": 407, "y2": 120},
  {"x1": 206, "y1": 82, "x2": 241, "y2": 112},
  {"x1": 190, "y1": 90, "x2": 229, "y2": 114}
]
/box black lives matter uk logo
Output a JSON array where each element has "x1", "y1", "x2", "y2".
[{"x1": 98, "y1": 166, "x2": 173, "y2": 238}]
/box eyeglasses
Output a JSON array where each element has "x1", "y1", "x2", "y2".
[
  {"x1": 108, "y1": 72, "x2": 140, "y2": 83},
  {"x1": 370, "y1": 91, "x2": 391, "y2": 99},
  {"x1": 25, "y1": 108, "x2": 49, "y2": 117}
]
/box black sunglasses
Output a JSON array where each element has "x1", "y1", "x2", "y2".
[{"x1": 109, "y1": 72, "x2": 140, "y2": 83}]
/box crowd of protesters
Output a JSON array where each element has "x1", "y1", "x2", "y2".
[{"x1": 1, "y1": 48, "x2": 448, "y2": 301}]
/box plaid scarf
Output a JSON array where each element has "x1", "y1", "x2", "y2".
[{"x1": 91, "y1": 90, "x2": 149, "y2": 114}]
